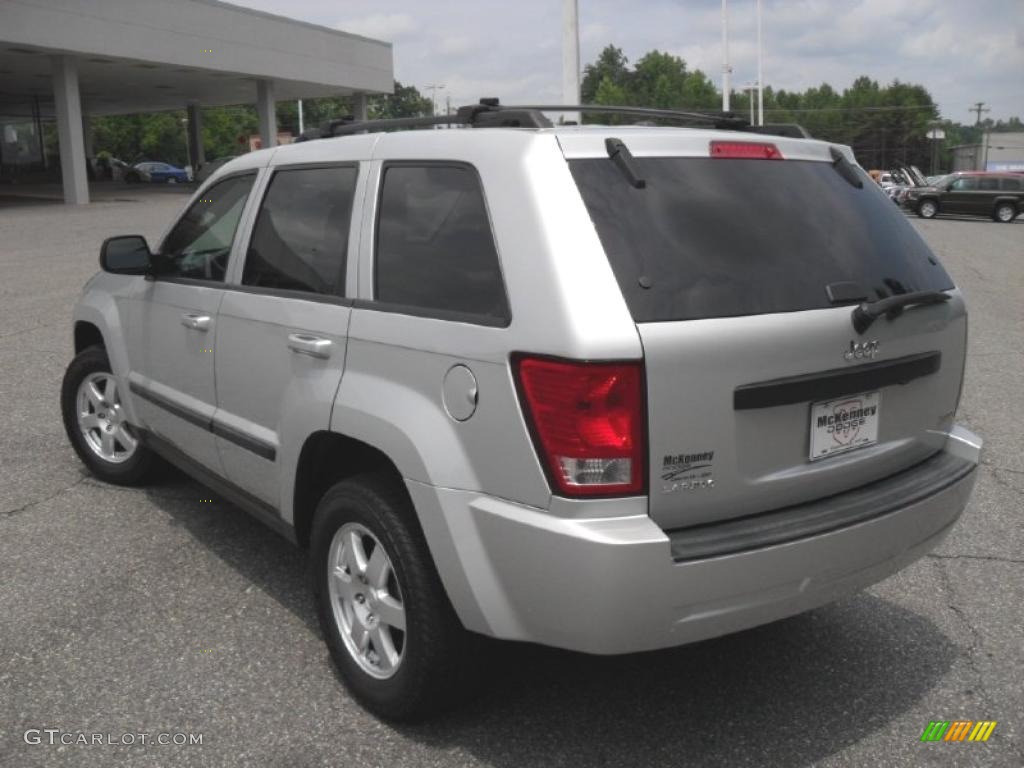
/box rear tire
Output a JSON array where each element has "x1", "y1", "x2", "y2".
[
  {"x1": 61, "y1": 345, "x2": 156, "y2": 485},
  {"x1": 917, "y1": 199, "x2": 938, "y2": 219},
  {"x1": 994, "y1": 202, "x2": 1016, "y2": 223},
  {"x1": 311, "y1": 473, "x2": 484, "y2": 721}
]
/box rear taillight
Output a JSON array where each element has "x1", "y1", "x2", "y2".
[
  {"x1": 513, "y1": 355, "x2": 645, "y2": 497},
  {"x1": 710, "y1": 140, "x2": 783, "y2": 160}
]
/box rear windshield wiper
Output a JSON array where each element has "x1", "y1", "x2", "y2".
[
  {"x1": 605, "y1": 138, "x2": 646, "y2": 189},
  {"x1": 829, "y1": 146, "x2": 863, "y2": 189},
  {"x1": 852, "y1": 290, "x2": 952, "y2": 334}
]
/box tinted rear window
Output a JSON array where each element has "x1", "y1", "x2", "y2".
[
  {"x1": 569, "y1": 157, "x2": 954, "y2": 322},
  {"x1": 375, "y1": 164, "x2": 509, "y2": 323}
]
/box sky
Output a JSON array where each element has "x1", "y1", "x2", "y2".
[{"x1": 232, "y1": 0, "x2": 1024, "y2": 122}]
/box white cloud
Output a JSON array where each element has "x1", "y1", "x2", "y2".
[
  {"x1": 438, "y1": 35, "x2": 480, "y2": 56},
  {"x1": 337, "y1": 12, "x2": 416, "y2": 41}
]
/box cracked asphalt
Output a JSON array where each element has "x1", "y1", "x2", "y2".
[{"x1": 1, "y1": 191, "x2": 1021, "y2": 767}]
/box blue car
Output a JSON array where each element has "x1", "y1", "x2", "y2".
[{"x1": 129, "y1": 161, "x2": 190, "y2": 184}]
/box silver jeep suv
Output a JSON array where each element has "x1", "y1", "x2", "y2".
[{"x1": 61, "y1": 105, "x2": 981, "y2": 721}]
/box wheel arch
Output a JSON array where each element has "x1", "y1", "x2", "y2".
[
  {"x1": 74, "y1": 320, "x2": 105, "y2": 353},
  {"x1": 292, "y1": 430, "x2": 407, "y2": 550}
]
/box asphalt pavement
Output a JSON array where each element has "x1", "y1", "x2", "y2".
[{"x1": 1, "y1": 193, "x2": 1021, "y2": 767}]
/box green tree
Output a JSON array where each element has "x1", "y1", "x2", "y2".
[
  {"x1": 582, "y1": 45, "x2": 630, "y2": 104},
  {"x1": 369, "y1": 81, "x2": 433, "y2": 119}
]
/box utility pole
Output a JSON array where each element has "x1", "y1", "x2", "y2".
[
  {"x1": 721, "y1": 0, "x2": 732, "y2": 111},
  {"x1": 969, "y1": 101, "x2": 990, "y2": 126},
  {"x1": 969, "y1": 102, "x2": 991, "y2": 171},
  {"x1": 756, "y1": 0, "x2": 764, "y2": 125},
  {"x1": 562, "y1": 0, "x2": 580, "y2": 124}
]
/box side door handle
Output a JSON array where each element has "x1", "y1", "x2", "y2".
[
  {"x1": 287, "y1": 333, "x2": 332, "y2": 359},
  {"x1": 181, "y1": 313, "x2": 211, "y2": 331}
]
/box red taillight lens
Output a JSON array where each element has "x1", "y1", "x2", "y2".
[
  {"x1": 709, "y1": 140, "x2": 783, "y2": 160},
  {"x1": 513, "y1": 356, "x2": 645, "y2": 497}
]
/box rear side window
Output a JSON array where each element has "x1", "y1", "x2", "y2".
[
  {"x1": 950, "y1": 177, "x2": 978, "y2": 191},
  {"x1": 375, "y1": 164, "x2": 509, "y2": 323},
  {"x1": 1000, "y1": 177, "x2": 1021, "y2": 191},
  {"x1": 569, "y1": 157, "x2": 954, "y2": 322},
  {"x1": 243, "y1": 165, "x2": 358, "y2": 295},
  {"x1": 978, "y1": 177, "x2": 1000, "y2": 191}
]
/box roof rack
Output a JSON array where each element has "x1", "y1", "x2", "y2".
[{"x1": 294, "y1": 99, "x2": 809, "y2": 141}]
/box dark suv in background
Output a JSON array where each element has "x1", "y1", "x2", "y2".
[{"x1": 905, "y1": 171, "x2": 1023, "y2": 222}]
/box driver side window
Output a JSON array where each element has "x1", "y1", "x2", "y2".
[{"x1": 159, "y1": 173, "x2": 255, "y2": 281}]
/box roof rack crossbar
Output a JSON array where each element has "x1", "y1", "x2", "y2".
[{"x1": 294, "y1": 99, "x2": 811, "y2": 141}]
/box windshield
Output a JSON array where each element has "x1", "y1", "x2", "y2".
[{"x1": 569, "y1": 156, "x2": 954, "y2": 323}]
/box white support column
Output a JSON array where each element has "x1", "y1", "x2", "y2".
[
  {"x1": 352, "y1": 92, "x2": 368, "y2": 122},
  {"x1": 256, "y1": 79, "x2": 277, "y2": 150},
  {"x1": 186, "y1": 102, "x2": 205, "y2": 167},
  {"x1": 52, "y1": 55, "x2": 89, "y2": 204}
]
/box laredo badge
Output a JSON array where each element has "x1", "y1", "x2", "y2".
[{"x1": 661, "y1": 450, "x2": 715, "y2": 493}]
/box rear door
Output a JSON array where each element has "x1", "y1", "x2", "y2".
[
  {"x1": 213, "y1": 162, "x2": 361, "y2": 507},
  {"x1": 567, "y1": 139, "x2": 964, "y2": 530}
]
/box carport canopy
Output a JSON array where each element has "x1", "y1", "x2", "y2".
[{"x1": 0, "y1": 0, "x2": 394, "y2": 203}]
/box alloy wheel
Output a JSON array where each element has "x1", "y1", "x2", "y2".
[
  {"x1": 327, "y1": 522, "x2": 407, "y2": 679},
  {"x1": 76, "y1": 372, "x2": 137, "y2": 464}
]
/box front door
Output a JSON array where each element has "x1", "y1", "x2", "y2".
[
  {"x1": 944, "y1": 176, "x2": 982, "y2": 215},
  {"x1": 214, "y1": 164, "x2": 361, "y2": 508},
  {"x1": 124, "y1": 172, "x2": 258, "y2": 471}
]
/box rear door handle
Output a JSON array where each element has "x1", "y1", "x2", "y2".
[
  {"x1": 181, "y1": 313, "x2": 211, "y2": 331},
  {"x1": 287, "y1": 333, "x2": 332, "y2": 359}
]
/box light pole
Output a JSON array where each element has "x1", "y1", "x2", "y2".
[
  {"x1": 721, "y1": 0, "x2": 732, "y2": 112},
  {"x1": 756, "y1": 0, "x2": 764, "y2": 125},
  {"x1": 562, "y1": 0, "x2": 580, "y2": 125},
  {"x1": 743, "y1": 83, "x2": 757, "y2": 125}
]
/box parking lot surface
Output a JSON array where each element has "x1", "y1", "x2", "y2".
[{"x1": 1, "y1": 197, "x2": 1021, "y2": 767}]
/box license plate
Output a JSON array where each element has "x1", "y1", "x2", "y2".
[{"x1": 809, "y1": 391, "x2": 880, "y2": 461}]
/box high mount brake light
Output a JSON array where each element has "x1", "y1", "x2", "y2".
[
  {"x1": 513, "y1": 356, "x2": 645, "y2": 497},
  {"x1": 710, "y1": 140, "x2": 784, "y2": 160}
]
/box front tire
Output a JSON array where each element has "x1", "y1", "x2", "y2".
[
  {"x1": 917, "y1": 199, "x2": 938, "y2": 219},
  {"x1": 311, "y1": 473, "x2": 482, "y2": 721},
  {"x1": 994, "y1": 202, "x2": 1016, "y2": 223},
  {"x1": 61, "y1": 345, "x2": 155, "y2": 485}
]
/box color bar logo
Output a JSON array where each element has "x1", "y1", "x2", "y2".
[{"x1": 920, "y1": 720, "x2": 997, "y2": 742}]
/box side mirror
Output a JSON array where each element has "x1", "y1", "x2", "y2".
[{"x1": 100, "y1": 235, "x2": 152, "y2": 274}]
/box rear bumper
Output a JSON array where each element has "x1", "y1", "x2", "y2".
[{"x1": 410, "y1": 426, "x2": 981, "y2": 655}]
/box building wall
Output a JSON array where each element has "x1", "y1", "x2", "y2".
[
  {"x1": 951, "y1": 133, "x2": 1024, "y2": 172},
  {"x1": 984, "y1": 132, "x2": 1024, "y2": 172}
]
